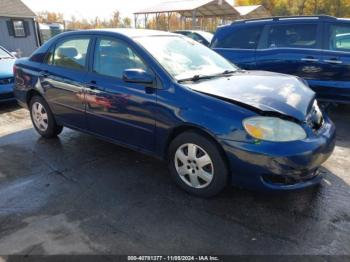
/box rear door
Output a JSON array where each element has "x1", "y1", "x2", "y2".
[
  {"x1": 212, "y1": 25, "x2": 263, "y2": 69},
  {"x1": 40, "y1": 36, "x2": 92, "y2": 129},
  {"x1": 318, "y1": 22, "x2": 350, "y2": 102},
  {"x1": 256, "y1": 22, "x2": 324, "y2": 82},
  {"x1": 85, "y1": 36, "x2": 157, "y2": 152}
]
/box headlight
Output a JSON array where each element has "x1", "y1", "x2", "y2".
[{"x1": 243, "y1": 117, "x2": 307, "y2": 142}]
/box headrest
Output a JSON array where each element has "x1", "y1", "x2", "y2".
[{"x1": 57, "y1": 47, "x2": 78, "y2": 58}]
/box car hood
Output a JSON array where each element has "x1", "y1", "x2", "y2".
[
  {"x1": 0, "y1": 58, "x2": 15, "y2": 78},
  {"x1": 186, "y1": 71, "x2": 315, "y2": 121}
]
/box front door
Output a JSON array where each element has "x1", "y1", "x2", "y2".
[
  {"x1": 85, "y1": 37, "x2": 157, "y2": 152},
  {"x1": 40, "y1": 36, "x2": 92, "y2": 129}
]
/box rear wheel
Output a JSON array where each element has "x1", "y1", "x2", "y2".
[
  {"x1": 29, "y1": 96, "x2": 63, "y2": 138},
  {"x1": 168, "y1": 131, "x2": 229, "y2": 197}
]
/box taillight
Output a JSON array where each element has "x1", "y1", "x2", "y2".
[{"x1": 13, "y1": 65, "x2": 16, "y2": 76}]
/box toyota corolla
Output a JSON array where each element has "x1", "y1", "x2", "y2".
[{"x1": 14, "y1": 29, "x2": 336, "y2": 197}]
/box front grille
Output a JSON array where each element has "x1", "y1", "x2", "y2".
[
  {"x1": 0, "y1": 77, "x2": 14, "y2": 85},
  {"x1": 306, "y1": 101, "x2": 323, "y2": 131}
]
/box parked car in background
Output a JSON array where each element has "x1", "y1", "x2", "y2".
[
  {"x1": 0, "y1": 45, "x2": 16, "y2": 102},
  {"x1": 175, "y1": 30, "x2": 213, "y2": 46},
  {"x1": 211, "y1": 15, "x2": 350, "y2": 103},
  {"x1": 14, "y1": 29, "x2": 335, "y2": 197}
]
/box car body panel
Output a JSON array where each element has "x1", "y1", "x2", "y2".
[
  {"x1": 84, "y1": 71, "x2": 157, "y2": 152},
  {"x1": 222, "y1": 114, "x2": 335, "y2": 190},
  {"x1": 186, "y1": 71, "x2": 315, "y2": 121},
  {"x1": 39, "y1": 63, "x2": 89, "y2": 129},
  {"x1": 14, "y1": 29, "x2": 336, "y2": 192}
]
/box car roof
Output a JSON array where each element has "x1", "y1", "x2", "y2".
[
  {"x1": 221, "y1": 15, "x2": 348, "y2": 29},
  {"x1": 60, "y1": 28, "x2": 178, "y2": 38}
]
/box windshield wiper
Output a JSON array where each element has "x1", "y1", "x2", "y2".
[
  {"x1": 177, "y1": 69, "x2": 242, "y2": 83},
  {"x1": 220, "y1": 69, "x2": 247, "y2": 75},
  {"x1": 178, "y1": 74, "x2": 216, "y2": 83},
  {"x1": 221, "y1": 70, "x2": 236, "y2": 75}
]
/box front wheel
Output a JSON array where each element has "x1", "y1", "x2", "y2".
[
  {"x1": 168, "y1": 131, "x2": 229, "y2": 197},
  {"x1": 30, "y1": 96, "x2": 63, "y2": 138}
]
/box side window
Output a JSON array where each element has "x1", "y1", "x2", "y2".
[
  {"x1": 267, "y1": 24, "x2": 318, "y2": 49},
  {"x1": 50, "y1": 38, "x2": 90, "y2": 70},
  {"x1": 93, "y1": 38, "x2": 147, "y2": 79},
  {"x1": 328, "y1": 24, "x2": 350, "y2": 51},
  {"x1": 216, "y1": 26, "x2": 263, "y2": 49}
]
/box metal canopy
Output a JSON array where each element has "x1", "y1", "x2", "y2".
[{"x1": 134, "y1": 0, "x2": 240, "y2": 18}]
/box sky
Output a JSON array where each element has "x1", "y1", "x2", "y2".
[{"x1": 22, "y1": 0, "x2": 167, "y2": 20}]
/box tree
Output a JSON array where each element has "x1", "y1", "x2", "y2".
[
  {"x1": 122, "y1": 17, "x2": 132, "y2": 28},
  {"x1": 110, "y1": 10, "x2": 121, "y2": 28},
  {"x1": 37, "y1": 11, "x2": 64, "y2": 24},
  {"x1": 235, "y1": 0, "x2": 350, "y2": 17}
]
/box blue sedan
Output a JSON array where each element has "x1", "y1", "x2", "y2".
[
  {"x1": 14, "y1": 29, "x2": 336, "y2": 197},
  {"x1": 0, "y1": 46, "x2": 16, "y2": 102}
]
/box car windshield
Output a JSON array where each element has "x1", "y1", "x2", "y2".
[
  {"x1": 135, "y1": 35, "x2": 237, "y2": 81},
  {"x1": 0, "y1": 47, "x2": 12, "y2": 59}
]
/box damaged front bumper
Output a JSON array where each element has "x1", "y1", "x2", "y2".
[{"x1": 220, "y1": 115, "x2": 336, "y2": 191}]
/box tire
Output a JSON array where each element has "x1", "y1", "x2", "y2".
[
  {"x1": 29, "y1": 96, "x2": 63, "y2": 138},
  {"x1": 168, "y1": 131, "x2": 229, "y2": 197}
]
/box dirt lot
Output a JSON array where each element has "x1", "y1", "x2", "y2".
[{"x1": 0, "y1": 101, "x2": 349, "y2": 255}]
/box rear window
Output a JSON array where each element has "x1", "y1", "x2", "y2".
[
  {"x1": 266, "y1": 24, "x2": 318, "y2": 49},
  {"x1": 212, "y1": 26, "x2": 263, "y2": 49}
]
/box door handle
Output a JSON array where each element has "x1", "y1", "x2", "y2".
[
  {"x1": 324, "y1": 59, "x2": 342, "y2": 64},
  {"x1": 301, "y1": 57, "x2": 319, "y2": 62}
]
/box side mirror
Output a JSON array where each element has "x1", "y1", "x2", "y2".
[{"x1": 123, "y1": 69, "x2": 155, "y2": 85}]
